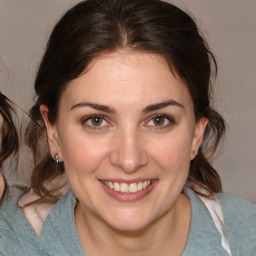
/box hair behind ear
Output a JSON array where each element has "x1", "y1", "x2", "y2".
[
  {"x1": 187, "y1": 108, "x2": 225, "y2": 197},
  {"x1": 25, "y1": 104, "x2": 65, "y2": 204}
]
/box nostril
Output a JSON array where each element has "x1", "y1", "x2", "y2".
[
  {"x1": 113, "y1": 155, "x2": 148, "y2": 173},
  {"x1": 109, "y1": 133, "x2": 148, "y2": 173}
]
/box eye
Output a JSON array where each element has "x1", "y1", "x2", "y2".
[
  {"x1": 82, "y1": 114, "x2": 109, "y2": 128},
  {"x1": 146, "y1": 114, "x2": 175, "y2": 128}
]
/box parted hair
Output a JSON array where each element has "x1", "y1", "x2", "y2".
[{"x1": 26, "y1": 0, "x2": 225, "y2": 203}]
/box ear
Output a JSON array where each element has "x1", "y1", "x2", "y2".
[
  {"x1": 190, "y1": 117, "x2": 208, "y2": 160},
  {"x1": 40, "y1": 105, "x2": 63, "y2": 162}
]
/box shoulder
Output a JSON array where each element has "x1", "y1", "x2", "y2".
[
  {"x1": 218, "y1": 193, "x2": 256, "y2": 254},
  {"x1": 0, "y1": 215, "x2": 22, "y2": 255},
  {"x1": 0, "y1": 187, "x2": 25, "y2": 255},
  {"x1": 0, "y1": 187, "x2": 81, "y2": 255},
  {"x1": 219, "y1": 192, "x2": 256, "y2": 225},
  {"x1": 0, "y1": 219, "x2": 23, "y2": 256},
  {"x1": 219, "y1": 192, "x2": 256, "y2": 212}
]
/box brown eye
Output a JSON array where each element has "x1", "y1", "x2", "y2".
[
  {"x1": 90, "y1": 116, "x2": 104, "y2": 126},
  {"x1": 146, "y1": 114, "x2": 175, "y2": 128},
  {"x1": 83, "y1": 115, "x2": 108, "y2": 128},
  {"x1": 152, "y1": 116, "x2": 165, "y2": 126}
]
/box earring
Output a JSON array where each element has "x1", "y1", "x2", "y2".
[{"x1": 54, "y1": 153, "x2": 59, "y2": 163}]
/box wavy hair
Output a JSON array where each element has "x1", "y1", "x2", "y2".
[
  {"x1": 0, "y1": 93, "x2": 19, "y2": 168},
  {"x1": 0, "y1": 92, "x2": 19, "y2": 201}
]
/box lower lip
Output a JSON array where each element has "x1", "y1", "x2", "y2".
[{"x1": 99, "y1": 180, "x2": 158, "y2": 202}]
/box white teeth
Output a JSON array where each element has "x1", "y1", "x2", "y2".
[
  {"x1": 120, "y1": 183, "x2": 129, "y2": 193},
  {"x1": 104, "y1": 180, "x2": 152, "y2": 193},
  {"x1": 142, "y1": 181, "x2": 148, "y2": 189},
  {"x1": 129, "y1": 183, "x2": 138, "y2": 193},
  {"x1": 137, "y1": 182, "x2": 143, "y2": 191},
  {"x1": 114, "y1": 182, "x2": 120, "y2": 192},
  {"x1": 109, "y1": 181, "x2": 114, "y2": 189}
]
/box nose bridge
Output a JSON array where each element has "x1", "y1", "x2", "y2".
[{"x1": 110, "y1": 124, "x2": 148, "y2": 173}]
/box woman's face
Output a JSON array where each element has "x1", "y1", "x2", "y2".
[{"x1": 42, "y1": 51, "x2": 207, "y2": 231}]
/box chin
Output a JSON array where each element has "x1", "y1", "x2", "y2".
[{"x1": 102, "y1": 208, "x2": 157, "y2": 232}]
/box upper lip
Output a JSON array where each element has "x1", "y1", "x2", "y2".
[{"x1": 99, "y1": 179, "x2": 158, "y2": 184}]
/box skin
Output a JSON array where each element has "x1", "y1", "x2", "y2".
[
  {"x1": 41, "y1": 51, "x2": 208, "y2": 256},
  {"x1": 0, "y1": 173, "x2": 4, "y2": 200}
]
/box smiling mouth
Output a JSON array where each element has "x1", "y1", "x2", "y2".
[{"x1": 100, "y1": 180, "x2": 152, "y2": 193}]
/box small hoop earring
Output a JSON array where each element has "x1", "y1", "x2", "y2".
[{"x1": 54, "y1": 153, "x2": 59, "y2": 163}]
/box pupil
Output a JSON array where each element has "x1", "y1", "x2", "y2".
[
  {"x1": 154, "y1": 116, "x2": 164, "y2": 125},
  {"x1": 92, "y1": 117, "x2": 102, "y2": 126}
]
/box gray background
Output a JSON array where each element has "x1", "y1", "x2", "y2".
[{"x1": 0, "y1": 0, "x2": 255, "y2": 203}]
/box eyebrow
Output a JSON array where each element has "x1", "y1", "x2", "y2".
[
  {"x1": 70, "y1": 99, "x2": 184, "y2": 114},
  {"x1": 70, "y1": 102, "x2": 116, "y2": 114},
  {"x1": 142, "y1": 100, "x2": 184, "y2": 113}
]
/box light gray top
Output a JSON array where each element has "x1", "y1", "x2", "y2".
[{"x1": 0, "y1": 187, "x2": 255, "y2": 255}]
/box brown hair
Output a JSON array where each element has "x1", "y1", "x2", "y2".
[
  {"x1": 0, "y1": 93, "x2": 19, "y2": 168},
  {"x1": 26, "y1": 0, "x2": 225, "y2": 203},
  {"x1": 0, "y1": 92, "x2": 19, "y2": 201}
]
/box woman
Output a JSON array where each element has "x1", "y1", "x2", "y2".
[
  {"x1": 0, "y1": 92, "x2": 19, "y2": 200},
  {"x1": 0, "y1": 0, "x2": 255, "y2": 255}
]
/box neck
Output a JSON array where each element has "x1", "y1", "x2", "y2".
[{"x1": 75, "y1": 193, "x2": 191, "y2": 256}]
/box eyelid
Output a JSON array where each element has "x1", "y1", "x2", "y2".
[
  {"x1": 81, "y1": 114, "x2": 111, "y2": 129},
  {"x1": 80, "y1": 113, "x2": 175, "y2": 130},
  {"x1": 144, "y1": 114, "x2": 175, "y2": 128}
]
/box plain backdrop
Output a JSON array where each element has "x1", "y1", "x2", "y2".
[{"x1": 0, "y1": 0, "x2": 255, "y2": 203}]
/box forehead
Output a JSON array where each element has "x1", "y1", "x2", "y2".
[{"x1": 61, "y1": 51, "x2": 193, "y2": 110}]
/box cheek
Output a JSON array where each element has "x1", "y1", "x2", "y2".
[
  {"x1": 148, "y1": 132, "x2": 193, "y2": 174},
  {"x1": 59, "y1": 131, "x2": 111, "y2": 175}
]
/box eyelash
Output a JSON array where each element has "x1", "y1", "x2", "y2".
[
  {"x1": 81, "y1": 114, "x2": 109, "y2": 130},
  {"x1": 145, "y1": 114, "x2": 175, "y2": 129},
  {"x1": 81, "y1": 114, "x2": 175, "y2": 130}
]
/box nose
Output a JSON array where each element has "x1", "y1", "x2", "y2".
[{"x1": 110, "y1": 128, "x2": 148, "y2": 173}]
